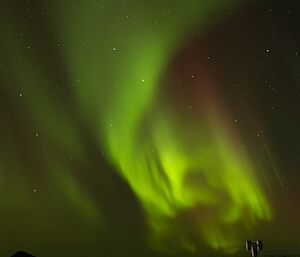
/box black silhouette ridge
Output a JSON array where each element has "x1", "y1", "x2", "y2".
[{"x1": 10, "y1": 251, "x2": 35, "y2": 257}]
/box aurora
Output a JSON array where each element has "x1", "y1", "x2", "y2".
[{"x1": 1, "y1": 1, "x2": 299, "y2": 257}]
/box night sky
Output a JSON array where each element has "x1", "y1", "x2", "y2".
[{"x1": 1, "y1": 1, "x2": 300, "y2": 257}]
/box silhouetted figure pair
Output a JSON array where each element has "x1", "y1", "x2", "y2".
[{"x1": 10, "y1": 251, "x2": 35, "y2": 257}]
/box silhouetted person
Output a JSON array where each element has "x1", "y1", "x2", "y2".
[{"x1": 10, "y1": 251, "x2": 35, "y2": 257}]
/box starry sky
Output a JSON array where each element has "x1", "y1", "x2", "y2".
[{"x1": 1, "y1": 1, "x2": 300, "y2": 257}]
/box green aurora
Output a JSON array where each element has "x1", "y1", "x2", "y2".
[
  {"x1": 2, "y1": 1, "x2": 299, "y2": 257},
  {"x1": 57, "y1": 0, "x2": 271, "y2": 252}
]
